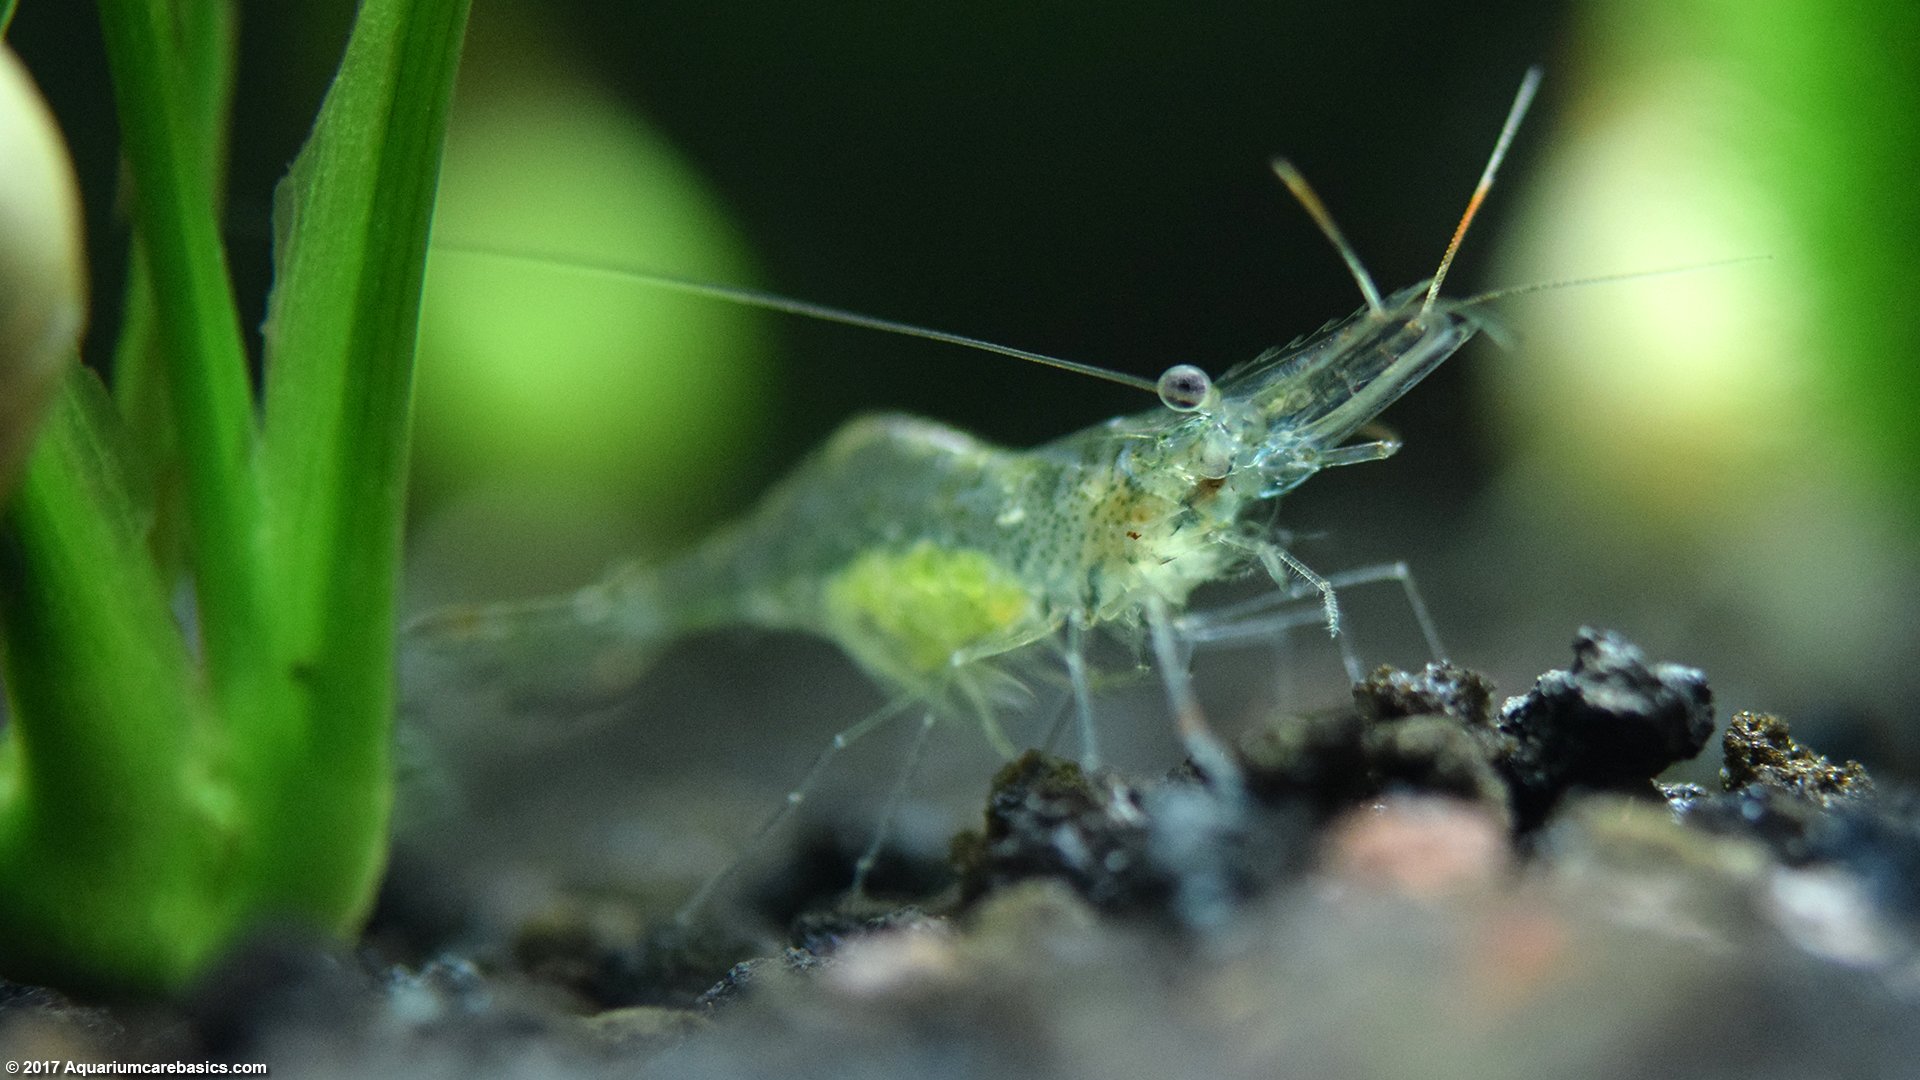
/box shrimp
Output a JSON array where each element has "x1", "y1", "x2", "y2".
[{"x1": 405, "y1": 68, "x2": 1544, "y2": 916}]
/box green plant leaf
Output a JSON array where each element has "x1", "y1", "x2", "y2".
[
  {"x1": 95, "y1": 0, "x2": 264, "y2": 704},
  {"x1": 0, "y1": 367, "x2": 224, "y2": 992},
  {"x1": 111, "y1": 0, "x2": 237, "y2": 570},
  {"x1": 251, "y1": 0, "x2": 471, "y2": 911},
  {"x1": 0, "y1": 0, "x2": 471, "y2": 992}
]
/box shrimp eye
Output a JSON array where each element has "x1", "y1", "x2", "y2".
[{"x1": 1156, "y1": 364, "x2": 1214, "y2": 412}]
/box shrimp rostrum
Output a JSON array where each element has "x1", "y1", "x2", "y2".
[{"x1": 406, "y1": 69, "x2": 1544, "y2": 911}]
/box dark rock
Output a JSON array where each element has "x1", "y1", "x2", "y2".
[
  {"x1": 696, "y1": 948, "x2": 823, "y2": 1009},
  {"x1": 690, "y1": 906, "x2": 944, "y2": 1012},
  {"x1": 1240, "y1": 663, "x2": 1513, "y2": 820},
  {"x1": 1235, "y1": 707, "x2": 1375, "y2": 810},
  {"x1": 1022, "y1": 631, "x2": 1728, "y2": 923},
  {"x1": 951, "y1": 751, "x2": 1309, "y2": 928},
  {"x1": 791, "y1": 906, "x2": 942, "y2": 959},
  {"x1": 953, "y1": 753, "x2": 1162, "y2": 911},
  {"x1": 1499, "y1": 628, "x2": 1714, "y2": 827},
  {"x1": 1355, "y1": 661, "x2": 1497, "y2": 725}
]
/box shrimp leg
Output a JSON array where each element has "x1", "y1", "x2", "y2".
[
  {"x1": 850, "y1": 710, "x2": 940, "y2": 894},
  {"x1": 1035, "y1": 688, "x2": 1076, "y2": 757},
  {"x1": 1252, "y1": 541, "x2": 1344, "y2": 640},
  {"x1": 1178, "y1": 560, "x2": 1447, "y2": 678},
  {"x1": 674, "y1": 693, "x2": 919, "y2": 925},
  {"x1": 1145, "y1": 594, "x2": 1244, "y2": 792},
  {"x1": 1063, "y1": 616, "x2": 1100, "y2": 769}
]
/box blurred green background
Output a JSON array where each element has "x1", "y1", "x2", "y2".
[{"x1": 10, "y1": 0, "x2": 1918, "y2": 799}]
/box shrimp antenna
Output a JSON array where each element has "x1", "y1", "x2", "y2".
[
  {"x1": 1422, "y1": 66, "x2": 1543, "y2": 316},
  {"x1": 1270, "y1": 158, "x2": 1386, "y2": 315},
  {"x1": 430, "y1": 242, "x2": 1161, "y2": 396},
  {"x1": 1456, "y1": 255, "x2": 1772, "y2": 308}
]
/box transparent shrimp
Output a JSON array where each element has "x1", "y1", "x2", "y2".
[{"x1": 406, "y1": 68, "x2": 1544, "y2": 918}]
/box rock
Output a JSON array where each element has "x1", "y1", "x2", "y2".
[
  {"x1": 1722, "y1": 712, "x2": 1873, "y2": 805},
  {"x1": 1499, "y1": 628, "x2": 1715, "y2": 826}
]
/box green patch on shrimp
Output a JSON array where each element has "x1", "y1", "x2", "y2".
[{"x1": 823, "y1": 540, "x2": 1046, "y2": 684}]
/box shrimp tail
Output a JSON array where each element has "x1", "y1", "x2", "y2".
[
  {"x1": 401, "y1": 565, "x2": 670, "y2": 718},
  {"x1": 393, "y1": 567, "x2": 673, "y2": 842}
]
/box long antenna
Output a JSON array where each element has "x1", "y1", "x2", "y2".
[
  {"x1": 430, "y1": 241, "x2": 1162, "y2": 396},
  {"x1": 1270, "y1": 158, "x2": 1387, "y2": 315},
  {"x1": 1456, "y1": 255, "x2": 1772, "y2": 309},
  {"x1": 1422, "y1": 66, "x2": 1544, "y2": 315}
]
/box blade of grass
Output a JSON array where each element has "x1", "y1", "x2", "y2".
[
  {"x1": 0, "y1": 0, "x2": 472, "y2": 992},
  {"x1": 253, "y1": 0, "x2": 472, "y2": 914},
  {"x1": 94, "y1": 0, "x2": 264, "y2": 706},
  {"x1": 113, "y1": 1, "x2": 236, "y2": 577},
  {"x1": 0, "y1": 368, "x2": 234, "y2": 991}
]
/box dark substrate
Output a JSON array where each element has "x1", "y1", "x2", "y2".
[{"x1": 4, "y1": 628, "x2": 1918, "y2": 1077}]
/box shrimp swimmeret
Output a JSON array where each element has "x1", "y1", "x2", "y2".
[{"x1": 407, "y1": 69, "x2": 1544, "y2": 915}]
